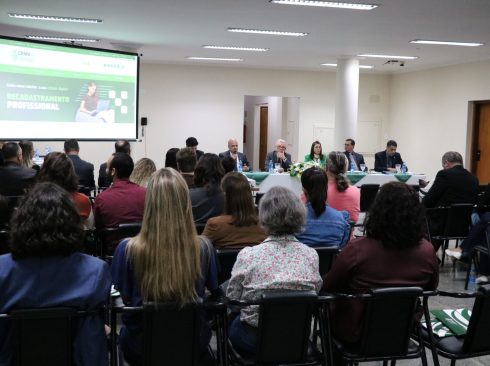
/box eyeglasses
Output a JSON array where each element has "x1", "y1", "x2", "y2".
[{"x1": 277, "y1": 145, "x2": 286, "y2": 149}]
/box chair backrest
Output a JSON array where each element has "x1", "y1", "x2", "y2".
[
  {"x1": 195, "y1": 222, "x2": 206, "y2": 235},
  {"x1": 216, "y1": 248, "x2": 241, "y2": 284},
  {"x1": 359, "y1": 287, "x2": 423, "y2": 357},
  {"x1": 315, "y1": 246, "x2": 341, "y2": 276},
  {"x1": 143, "y1": 303, "x2": 201, "y2": 366},
  {"x1": 463, "y1": 284, "x2": 490, "y2": 354},
  {"x1": 255, "y1": 291, "x2": 317, "y2": 365},
  {"x1": 442, "y1": 203, "x2": 474, "y2": 238},
  {"x1": 6, "y1": 307, "x2": 99, "y2": 366},
  {"x1": 360, "y1": 184, "x2": 380, "y2": 212},
  {"x1": 97, "y1": 222, "x2": 142, "y2": 258}
]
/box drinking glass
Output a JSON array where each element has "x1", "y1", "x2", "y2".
[
  {"x1": 360, "y1": 164, "x2": 366, "y2": 172},
  {"x1": 395, "y1": 164, "x2": 401, "y2": 173},
  {"x1": 274, "y1": 163, "x2": 281, "y2": 173}
]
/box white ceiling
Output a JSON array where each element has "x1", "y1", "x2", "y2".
[{"x1": 1, "y1": 0, "x2": 490, "y2": 74}]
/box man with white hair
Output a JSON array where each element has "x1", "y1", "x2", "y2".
[
  {"x1": 264, "y1": 139, "x2": 292, "y2": 171},
  {"x1": 219, "y1": 138, "x2": 250, "y2": 172}
]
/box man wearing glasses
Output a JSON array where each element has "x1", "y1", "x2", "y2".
[{"x1": 264, "y1": 139, "x2": 291, "y2": 172}]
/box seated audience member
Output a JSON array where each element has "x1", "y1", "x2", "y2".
[
  {"x1": 94, "y1": 153, "x2": 146, "y2": 250},
  {"x1": 227, "y1": 186, "x2": 322, "y2": 354},
  {"x1": 264, "y1": 139, "x2": 291, "y2": 172},
  {"x1": 322, "y1": 182, "x2": 439, "y2": 344},
  {"x1": 98, "y1": 140, "x2": 131, "y2": 188},
  {"x1": 190, "y1": 153, "x2": 225, "y2": 224},
  {"x1": 64, "y1": 139, "x2": 95, "y2": 189},
  {"x1": 129, "y1": 158, "x2": 156, "y2": 188},
  {"x1": 344, "y1": 138, "x2": 366, "y2": 171},
  {"x1": 0, "y1": 142, "x2": 37, "y2": 196},
  {"x1": 219, "y1": 138, "x2": 250, "y2": 172},
  {"x1": 164, "y1": 147, "x2": 179, "y2": 169},
  {"x1": 0, "y1": 183, "x2": 111, "y2": 365},
  {"x1": 304, "y1": 140, "x2": 327, "y2": 167},
  {"x1": 176, "y1": 147, "x2": 197, "y2": 188},
  {"x1": 374, "y1": 140, "x2": 405, "y2": 172},
  {"x1": 112, "y1": 168, "x2": 220, "y2": 365},
  {"x1": 38, "y1": 152, "x2": 94, "y2": 228},
  {"x1": 18, "y1": 140, "x2": 40, "y2": 171},
  {"x1": 296, "y1": 167, "x2": 350, "y2": 247},
  {"x1": 186, "y1": 137, "x2": 204, "y2": 161},
  {"x1": 326, "y1": 152, "x2": 360, "y2": 223},
  {"x1": 221, "y1": 156, "x2": 236, "y2": 174},
  {"x1": 203, "y1": 172, "x2": 267, "y2": 248}
]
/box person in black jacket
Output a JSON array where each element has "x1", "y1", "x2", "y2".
[
  {"x1": 64, "y1": 139, "x2": 95, "y2": 190},
  {"x1": 0, "y1": 142, "x2": 37, "y2": 196},
  {"x1": 98, "y1": 140, "x2": 131, "y2": 188},
  {"x1": 374, "y1": 140, "x2": 405, "y2": 172}
]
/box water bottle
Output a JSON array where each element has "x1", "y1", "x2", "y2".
[
  {"x1": 401, "y1": 163, "x2": 407, "y2": 174},
  {"x1": 34, "y1": 149, "x2": 40, "y2": 160},
  {"x1": 268, "y1": 160, "x2": 273, "y2": 173},
  {"x1": 468, "y1": 263, "x2": 477, "y2": 291},
  {"x1": 44, "y1": 146, "x2": 51, "y2": 156},
  {"x1": 237, "y1": 159, "x2": 243, "y2": 173}
]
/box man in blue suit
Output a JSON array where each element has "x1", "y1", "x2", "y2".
[
  {"x1": 64, "y1": 139, "x2": 95, "y2": 189},
  {"x1": 219, "y1": 138, "x2": 250, "y2": 172},
  {"x1": 374, "y1": 140, "x2": 405, "y2": 172}
]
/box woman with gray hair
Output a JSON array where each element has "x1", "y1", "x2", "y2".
[{"x1": 226, "y1": 186, "x2": 322, "y2": 355}]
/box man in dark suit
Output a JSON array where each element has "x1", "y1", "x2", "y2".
[
  {"x1": 185, "y1": 137, "x2": 204, "y2": 161},
  {"x1": 344, "y1": 138, "x2": 366, "y2": 171},
  {"x1": 264, "y1": 139, "x2": 292, "y2": 171},
  {"x1": 423, "y1": 151, "x2": 479, "y2": 250},
  {"x1": 374, "y1": 140, "x2": 405, "y2": 172},
  {"x1": 98, "y1": 140, "x2": 131, "y2": 188},
  {"x1": 219, "y1": 138, "x2": 250, "y2": 172},
  {"x1": 0, "y1": 142, "x2": 37, "y2": 196},
  {"x1": 64, "y1": 139, "x2": 95, "y2": 189}
]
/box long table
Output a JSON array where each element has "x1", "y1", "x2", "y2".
[{"x1": 244, "y1": 172, "x2": 426, "y2": 196}]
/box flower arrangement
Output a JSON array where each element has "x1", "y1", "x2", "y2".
[{"x1": 289, "y1": 160, "x2": 321, "y2": 177}]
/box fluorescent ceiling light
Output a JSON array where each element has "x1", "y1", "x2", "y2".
[
  {"x1": 410, "y1": 39, "x2": 484, "y2": 47},
  {"x1": 322, "y1": 63, "x2": 373, "y2": 69},
  {"x1": 358, "y1": 54, "x2": 418, "y2": 60},
  {"x1": 25, "y1": 35, "x2": 99, "y2": 42},
  {"x1": 203, "y1": 45, "x2": 269, "y2": 52},
  {"x1": 227, "y1": 28, "x2": 308, "y2": 37},
  {"x1": 186, "y1": 57, "x2": 243, "y2": 62},
  {"x1": 270, "y1": 0, "x2": 378, "y2": 10},
  {"x1": 9, "y1": 13, "x2": 102, "y2": 23}
]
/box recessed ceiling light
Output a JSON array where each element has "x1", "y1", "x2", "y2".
[
  {"x1": 270, "y1": 0, "x2": 378, "y2": 10},
  {"x1": 9, "y1": 13, "x2": 102, "y2": 23},
  {"x1": 321, "y1": 63, "x2": 373, "y2": 69},
  {"x1": 227, "y1": 28, "x2": 308, "y2": 37},
  {"x1": 25, "y1": 35, "x2": 99, "y2": 42},
  {"x1": 410, "y1": 39, "x2": 484, "y2": 47},
  {"x1": 186, "y1": 57, "x2": 243, "y2": 62},
  {"x1": 358, "y1": 54, "x2": 418, "y2": 60},
  {"x1": 203, "y1": 45, "x2": 269, "y2": 52}
]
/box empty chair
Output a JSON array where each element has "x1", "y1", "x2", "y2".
[{"x1": 216, "y1": 247, "x2": 241, "y2": 284}]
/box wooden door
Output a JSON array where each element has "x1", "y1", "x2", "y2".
[
  {"x1": 476, "y1": 104, "x2": 490, "y2": 184},
  {"x1": 259, "y1": 106, "x2": 268, "y2": 171}
]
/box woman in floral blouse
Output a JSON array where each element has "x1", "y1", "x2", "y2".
[{"x1": 226, "y1": 186, "x2": 323, "y2": 355}]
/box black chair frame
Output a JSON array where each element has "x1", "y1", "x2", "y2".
[{"x1": 465, "y1": 221, "x2": 490, "y2": 290}]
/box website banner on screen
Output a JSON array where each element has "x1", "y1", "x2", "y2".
[{"x1": 0, "y1": 37, "x2": 139, "y2": 140}]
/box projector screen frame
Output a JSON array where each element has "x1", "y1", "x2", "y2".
[{"x1": 0, "y1": 35, "x2": 140, "y2": 142}]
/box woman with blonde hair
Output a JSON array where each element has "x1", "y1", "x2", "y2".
[
  {"x1": 18, "y1": 140, "x2": 40, "y2": 171},
  {"x1": 112, "y1": 168, "x2": 220, "y2": 364},
  {"x1": 129, "y1": 158, "x2": 156, "y2": 187}
]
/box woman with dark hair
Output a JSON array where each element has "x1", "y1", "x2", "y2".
[
  {"x1": 164, "y1": 148, "x2": 179, "y2": 169},
  {"x1": 190, "y1": 153, "x2": 225, "y2": 223},
  {"x1": 304, "y1": 140, "x2": 327, "y2": 167},
  {"x1": 296, "y1": 167, "x2": 350, "y2": 247},
  {"x1": 79, "y1": 81, "x2": 98, "y2": 114},
  {"x1": 38, "y1": 152, "x2": 93, "y2": 228},
  {"x1": 325, "y1": 151, "x2": 360, "y2": 223},
  {"x1": 322, "y1": 182, "x2": 439, "y2": 343},
  {"x1": 0, "y1": 182, "x2": 111, "y2": 365},
  {"x1": 203, "y1": 172, "x2": 266, "y2": 248}
]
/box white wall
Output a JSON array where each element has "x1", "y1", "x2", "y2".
[
  {"x1": 30, "y1": 63, "x2": 391, "y2": 181},
  {"x1": 389, "y1": 59, "x2": 490, "y2": 181}
]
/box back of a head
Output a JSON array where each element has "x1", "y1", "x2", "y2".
[
  {"x1": 165, "y1": 148, "x2": 180, "y2": 169},
  {"x1": 38, "y1": 152, "x2": 79, "y2": 192},
  {"x1": 365, "y1": 182, "x2": 425, "y2": 249},
  {"x1": 128, "y1": 168, "x2": 200, "y2": 304},
  {"x1": 10, "y1": 182, "x2": 83, "y2": 260},
  {"x1": 110, "y1": 152, "x2": 134, "y2": 179},
  {"x1": 115, "y1": 140, "x2": 131, "y2": 154},
  {"x1": 18, "y1": 140, "x2": 34, "y2": 167},
  {"x1": 301, "y1": 167, "x2": 327, "y2": 217},
  {"x1": 130, "y1": 158, "x2": 156, "y2": 187},
  {"x1": 386, "y1": 140, "x2": 397, "y2": 148},
  {"x1": 194, "y1": 153, "x2": 224, "y2": 194},
  {"x1": 327, "y1": 151, "x2": 349, "y2": 192},
  {"x1": 186, "y1": 137, "x2": 198, "y2": 148},
  {"x1": 221, "y1": 156, "x2": 236, "y2": 173},
  {"x1": 2, "y1": 142, "x2": 21, "y2": 161},
  {"x1": 222, "y1": 172, "x2": 257, "y2": 226},
  {"x1": 442, "y1": 151, "x2": 463, "y2": 165},
  {"x1": 64, "y1": 139, "x2": 79, "y2": 153},
  {"x1": 259, "y1": 186, "x2": 306, "y2": 236},
  {"x1": 176, "y1": 147, "x2": 197, "y2": 173}
]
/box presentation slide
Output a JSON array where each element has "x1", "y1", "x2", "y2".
[{"x1": 0, "y1": 36, "x2": 139, "y2": 140}]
